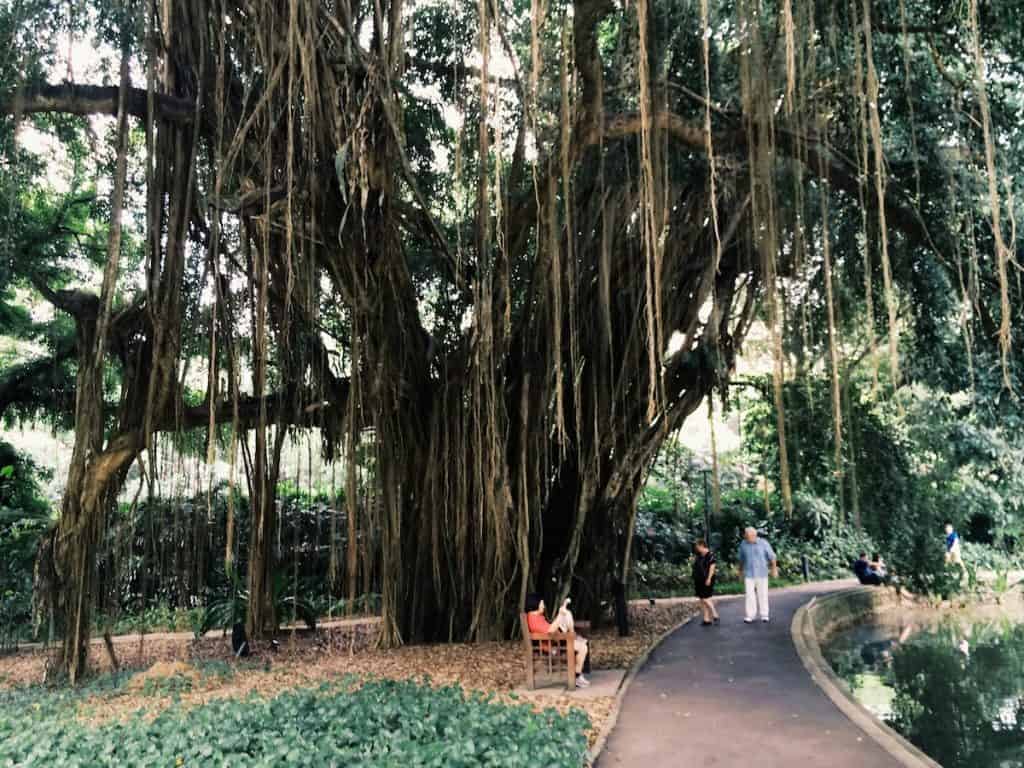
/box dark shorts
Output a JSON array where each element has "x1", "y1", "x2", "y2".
[{"x1": 695, "y1": 582, "x2": 715, "y2": 599}]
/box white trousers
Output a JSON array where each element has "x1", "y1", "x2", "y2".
[{"x1": 744, "y1": 577, "x2": 770, "y2": 620}]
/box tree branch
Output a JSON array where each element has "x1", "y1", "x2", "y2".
[
  {"x1": 598, "y1": 108, "x2": 944, "y2": 259},
  {"x1": 28, "y1": 275, "x2": 99, "y2": 318},
  {"x1": 1, "y1": 84, "x2": 195, "y2": 123},
  {"x1": 169, "y1": 382, "x2": 353, "y2": 433}
]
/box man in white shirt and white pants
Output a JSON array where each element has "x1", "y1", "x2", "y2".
[{"x1": 737, "y1": 527, "x2": 778, "y2": 623}]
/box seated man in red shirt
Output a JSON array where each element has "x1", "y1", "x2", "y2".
[{"x1": 525, "y1": 593, "x2": 590, "y2": 688}]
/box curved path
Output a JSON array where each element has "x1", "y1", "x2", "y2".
[{"x1": 598, "y1": 581, "x2": 902, "y2": 767}]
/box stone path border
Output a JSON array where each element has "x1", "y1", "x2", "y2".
[{"x1": 790, "y1": 589, "x2": 941, "y2": 768}]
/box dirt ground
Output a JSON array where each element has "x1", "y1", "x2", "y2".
[{"x1": 0, "y1": 600, "x2": 699, "y2": 746}]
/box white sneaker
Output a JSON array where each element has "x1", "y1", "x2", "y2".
[
  {"x1": 743, "y1": 618, "x2": 754, "y2": 624},
  {"x1": 761, "y1": 617, "x2": 770, "y2": 623},
  {"x1": 576, "y1": 675, "x2": 591, "y2": 688}
]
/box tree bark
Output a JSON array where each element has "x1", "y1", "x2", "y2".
[
  {"x1": 48, "y1": 40, "x2": 133, "y2": 683},
  {"x1": 0, "y1": 83, "x2": 195, "y2": 123}
]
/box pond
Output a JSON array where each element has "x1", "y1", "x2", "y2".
[{"x1": 824, "y1": 600, "x2": 1024, "y2": 768}]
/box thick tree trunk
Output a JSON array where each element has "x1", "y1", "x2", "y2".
[
  {"x1": 37, "y1": 4, "x2": 197, "y2": 677},
  {"x1": 46, "y1": 41, "x2": 133, "y2": 681},
  {"x1": 246, "y1": 488, "x2": 277, "y2": 637},
  {"x1": 246, "y1": 429, "x2": 285, "y2": 638}
]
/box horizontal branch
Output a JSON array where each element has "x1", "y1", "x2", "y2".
[
  {"x1": 874, "y1": 20, "x2": 954, "y2": 35},
  {"x1": 207, "y1": 186, "x2": 288, "y2": 216},
  {"x1": 29, "y1": 276, "x2": 100, "y2": 318},
  {"x1": 600, "y1": 110, "x2": 742, "y2": 152},
  {"x1": 1, "y1": 84, "x2": 195, "y2": 123},
  {"x1": 407, "y1": 55, "x2": 517, "y2": 89},
  {"x1": 598, "y1": 108, "x2": 942, "y2": 260},
  {"x1": 168, "y1": 379, "x2": 354, "y2": 435}
]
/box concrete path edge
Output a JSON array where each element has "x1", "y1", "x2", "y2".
[
  {"x1": 790, "y1": 589, "x2": 942, "y2": 768},
  {"x1": 584, "y1": 609, "x2": 701, "y2": 766}
]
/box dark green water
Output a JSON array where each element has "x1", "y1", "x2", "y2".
[{"x1": 825, "y1": 609, "x2": 1024, "y2": 768}]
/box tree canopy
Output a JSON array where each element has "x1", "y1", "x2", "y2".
[{"x1": 0, "y1": 0, "x2": 1022, "y2": 681}]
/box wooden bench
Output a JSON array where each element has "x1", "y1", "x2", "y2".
[{"x1": 520, "y1": 613, "x2": 576, "y2": 690}]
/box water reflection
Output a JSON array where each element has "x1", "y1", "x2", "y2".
[{"x1": 826, "y1": 609, "x2": 1024, "y2": 768}]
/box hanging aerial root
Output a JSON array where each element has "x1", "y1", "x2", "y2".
[
  {"x1": 860, "y1": 0, "x2": 901, "y2": 390},
  {"x1": 782, "y1": 0, "x2": 796, "y2": 114},
  {"x1": 850, "y1": 0, "x2": 879, "y2": 393},
  {"x1": 968, "y1": 0, "x2": 1013, "y2": 391},
  {"x1": 636, "y1": 0, "x2": 663, "y2": 422},
  {"x1": 707, "y1": 394, "x2": 722, "y2": 517},
  {"x1": 816, "y1": 131, "x2": 846, "y2": 521},
  {"x1": 700, "y1": 0, "x2": 721, "y2": 274},
  {"x1": 738, "y1": 0, "x2": 793, "y2": 518}
]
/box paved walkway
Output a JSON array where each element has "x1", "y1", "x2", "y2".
[
  {"x1": 599, "y1": 581, "x2": 902, "y2": 767},
  {"x1": 518, "y1": 668, "x2": 626, "y2": 700}
]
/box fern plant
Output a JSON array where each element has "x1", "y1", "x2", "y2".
[{"x1": 198, "y1": 567, "x2": 317, "y2": 638}]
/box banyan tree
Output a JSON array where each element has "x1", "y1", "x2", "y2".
[{"x1": 1, "y1": 0, "x2": 1020, "y2": 682}]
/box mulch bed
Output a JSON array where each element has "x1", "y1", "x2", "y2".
[{"x1": 0, "y1": 600, "x2": 699, "y2": 747}]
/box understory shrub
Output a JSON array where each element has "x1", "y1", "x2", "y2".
[
  {"x1": 772, "y1": 525, "x2": 878, "y2": 581},
  {"x1": 0, "y1": 442, "x2": 53, "y2": 648},
  {"x1": 631, "y1": 560, "x2": 690, "y2": 597},
  {"x1": 958, "y1": 541, "x2": 1024, "y2": 573},
  {"x1": 0, "y1": 678, "x2": 590, "y2": 767},
  {"x1": 95, "y1": 603, "x2": 206, "y2": 636}
]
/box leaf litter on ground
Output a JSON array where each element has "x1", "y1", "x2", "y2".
[{"x1": 0, "y1": 600, "x2": 698, "y2": 759}]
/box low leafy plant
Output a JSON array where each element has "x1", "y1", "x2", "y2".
[
  {"x1": 318, "y1": 591, "x2": 383, "y2": 618},
  {"x1": 98, "y1": 603, "x2": 206, "y2": 636},
  {"x1": 0, "y1": 678, "x2": 591, "y2": 767},
  {"x1": 140, "y1": 673, "x2": 194, "y2": 697}
]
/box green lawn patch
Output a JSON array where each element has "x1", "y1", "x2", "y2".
[{"x1": 0, "y1": 677, "x2": 589, "y2": 767}]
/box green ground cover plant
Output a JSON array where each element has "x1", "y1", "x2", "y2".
[{"x1": 0, "y1": 677, "x2": 590, "y2": 767}]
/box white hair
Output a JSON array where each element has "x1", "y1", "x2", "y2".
[{"x1": 744, "y1": 526, "x2": 758, "y2": 537}]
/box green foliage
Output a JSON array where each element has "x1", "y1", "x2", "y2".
[
  {"x1": 959, "y1": 541, "x2": 1024, "y2": 573},
  {"x1": 0, "y1": 474, "x2": 385, "y2": 643},
  {"x1": 0, "y1": 441, "x2": 53, "y2": 647},
  {"x1": 772, "y1": 524, "x2": 878, "y2": 582},
  {"x1": 0, "y1": 678, "x2": 590, "y2": 767},
  {"x1": 741, "y1": 376, "x2": 915, "y2": 541},
  {"x1": 98, "y1": 603, "x2": 206, "y2": 637},
  {"x1": 633, "y1": 493, "x2": 692, "y2": 565},
  {"x1": 312, "y1": 592, "x2": 383, "y2": 619},
  {"x1": 738, "y1": 374, "x2": 1024, "y2": 598},
  {"x1": 631, "y1": 560, "x2": 690, "y2": 598}
]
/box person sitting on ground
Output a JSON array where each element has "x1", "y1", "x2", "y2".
[
  {"x1": 870, "y1": 553, "x2": 887, "y2": 579},
  {"x1": 525, "y1": 593, "x2": 590, "y2": 688},
  {"x1": 853, "y1": 552, "x2": 883, "y2": 586}
]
